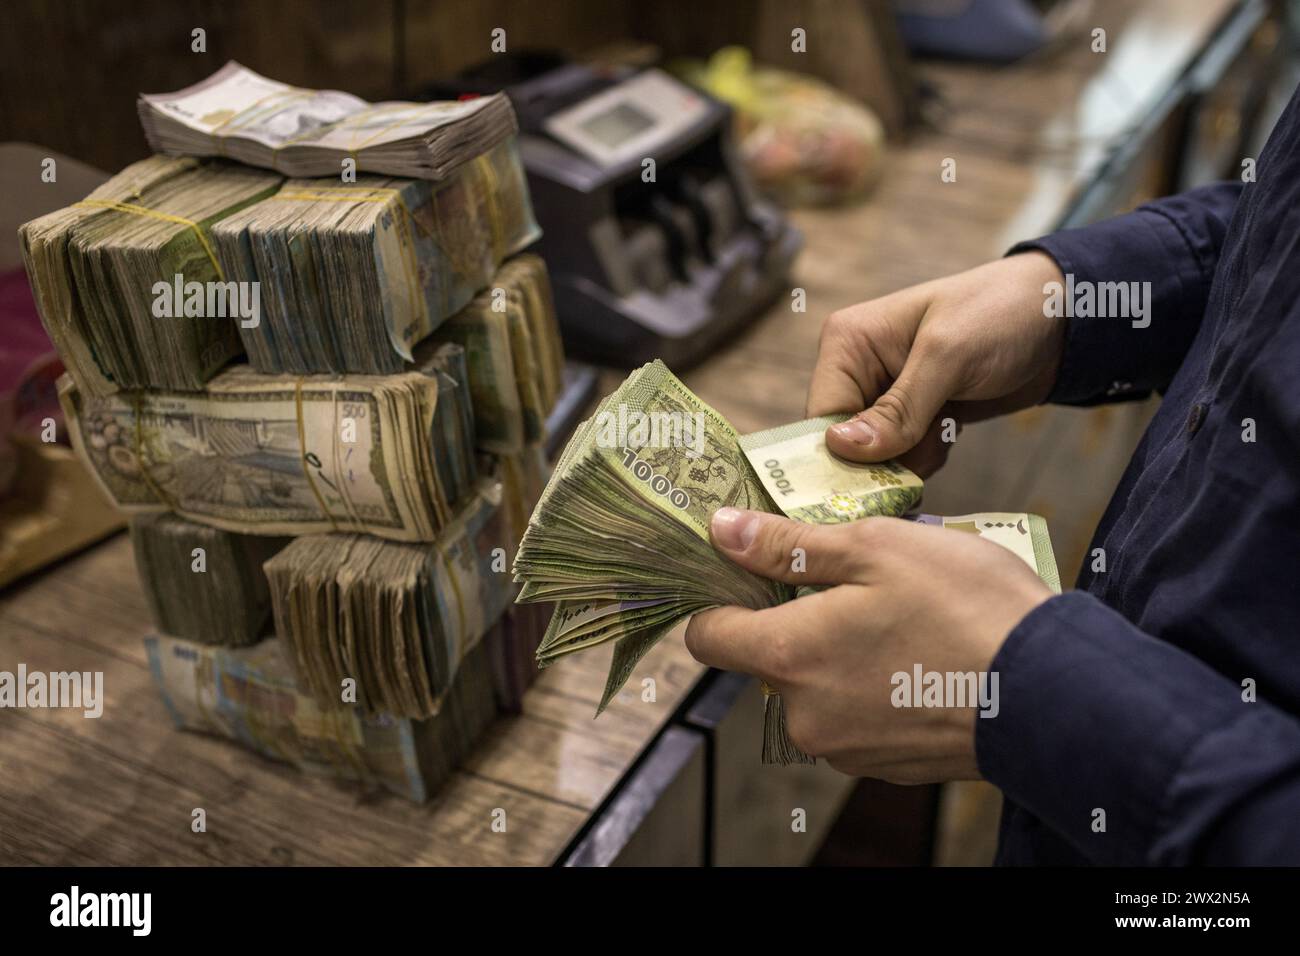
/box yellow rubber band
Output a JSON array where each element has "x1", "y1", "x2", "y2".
[
  {"x1": 210, "y1": 88, "x2": 314, "y2": 159},
  {"x1": 271, "y1": 188, "x2": 430, "y2": 236},
  {"x1": 269, "y1": 102, "x2": 417, "y2": 154},
  {"x1": 346, "y1": 104, "x2": 438, "y2": 153},
  {"x1": 294, "y1": 379, "x2": 340, "y2": 531},
  {"x1": 211, "y1": 88, "x2": 313, "y2": 138},
  {"x1": 474, "y1": 154, "x2": 506, "y2": 262},
  {"x1": 130, "y1": 394, "x2": 176, "y2": 509},
  {"x1": 74, "y1": 199, "x2": 225, "y2": 281}
]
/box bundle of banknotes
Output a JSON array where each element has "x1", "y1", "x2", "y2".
[
  {"x1": 60, "y1": 341, "x2": 477, "y2": 542},
  {"x1": 145, "y1": 597, "x2": 548, "y2": 801},
  {"x1": 265, "y1": 477, "x2": 520, "y2": 719},
  {"x1": 19, "y1": 155, "x2": 282, "y2": 394},
  {"x1": 216, "y1": 138, "x2": 541, "y2": 375},
  {"x1": 145, "y1": 630, "x2": 499, "y2": 802},
  {"x1": 131, "y1": 512, "x2": 289, "y2": 646},
  {"x1": 431, "y1": 255, "x2": 565, "y2": 454},
  {"x1": 514, "y1": 361, "x2": 1059, "y2": 764},
  {"x1": 139, "y1": 61, "x2": 517, "y2": 181}
]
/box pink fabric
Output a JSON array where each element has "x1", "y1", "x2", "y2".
[{"x1": 0, "y1": 267, "x2": 64, "y2": 440}]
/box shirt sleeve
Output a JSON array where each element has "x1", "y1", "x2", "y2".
[
  {"x1": 1007, "y1": 182, "x2": 1243, "y2": 405},
  {"x1": 976, "y1": 591, "x2": 1300, "y2": 865}
]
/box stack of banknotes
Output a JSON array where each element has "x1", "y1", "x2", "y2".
[
  {"x1": 515, "y1": 361, "x2": 1060, "y2": 764},
  {"x1": 145, "y1": 599, "x2": 547, "y2": 801},
  {"x1": 18, "y1": 64, "x2": 573, "y2": 801},
  {"x1": 431, "y1": 254, "x2": 565, "y2": 454},
  {"x1": 215, "y1": 138, "x2": 540, "y2": 375},
  {"x1": 130, "y1": 512, "x2": 289, "y2": 646},
  {"x1": 19, "y1": 155, "x2": 282, "y2": 394},
  {"x1": 135, "y1": 452, "x2": 548, "y2": 799},
  {"x1": 145, "y1": 629, "x2": 500, "y2": 802},
  {"x1": 60, "y1": 341, "x2": 477, "y2": 542},
  {"x1": 266, "y1": 476, "x2": 522, "y2": 719},
  {"x1": 139, "y1": 61, "x2": 518, "y2": 181}
]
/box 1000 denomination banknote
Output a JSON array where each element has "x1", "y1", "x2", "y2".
[{"x1": 740, "y1": 415, "x2": 922, "y2": 522}]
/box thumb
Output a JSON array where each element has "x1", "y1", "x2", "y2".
[
  {"x1": 825, "y1": 354, "x2": 956, "y2": 462},
  {"x1": 710, "y1": 507, "x2": 870, "y2": 585}
]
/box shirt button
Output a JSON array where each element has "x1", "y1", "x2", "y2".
[{"x1": 1186, "y1": 402, "x2": 1207, "y2": 435}]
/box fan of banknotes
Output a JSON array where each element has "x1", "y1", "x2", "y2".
[
  {"x1": 139, "y1": 61, "x2": 517, "y2": 181},
  {"x1": 514, "y1": 361, "x2": 1060, "y2": 764}
]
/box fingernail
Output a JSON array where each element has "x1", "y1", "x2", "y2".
[
  {"x1": 712, "y1": 507, "x2": 760, "y2": 551},
  {"x1": 831, "y1": 419, "x2": 875, "y2": 446}
]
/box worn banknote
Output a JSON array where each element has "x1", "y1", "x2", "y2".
[
  {"x1": 139, "y1": 61, "x2": 518, "y2": 181},
  {"x1": 61, "y1": 342, "x2": 477, "y2": 542}
]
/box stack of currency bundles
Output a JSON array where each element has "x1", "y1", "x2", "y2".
[
  {"x1": 137, "y1": 457, "x2": 549, "y2": 800},
  {"x1": 19, "y1": 155, "x2": 282, "y2": 394},
  {"x1": 144, "y1": 631, "x2": 499, "y2": 802},
  {"x1": 214, "y1": 138, "x2": 541, "y2": 375},
  {"x1": 59, "y1": 341, "x2": 477, "y2": 542},
  {"x1": 19, "y1": 62, "x2": 568, "y2": 801},
  {"x1": 139, "y1": 61, "x2": 518, "y2": 181},
  {"x1": 131, "y1": 512, "x2": 289, "y2": 646}
]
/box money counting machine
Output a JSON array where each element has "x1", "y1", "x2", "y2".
[{"x1": 426, "y1": 59, "x2": 801, "y2": 367}]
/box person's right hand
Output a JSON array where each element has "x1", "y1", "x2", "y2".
[{"x1": 809, "y1": 251, "x2": 1067, "y2": 477}]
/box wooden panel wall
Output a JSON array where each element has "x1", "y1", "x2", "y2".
[
  {"x1": 1, "y1": 0, "x2": 397, "y2": 173},
  {"x1": 1, "y1": 1, "x2": 912, "y2": 175}
]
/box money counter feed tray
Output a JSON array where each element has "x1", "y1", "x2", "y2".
[{"x1": 422, "y1": 62, "x2": 801, "y2": 368}]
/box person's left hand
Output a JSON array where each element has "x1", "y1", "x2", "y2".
[{"x1": 684, "y1": 508, "x2": 1053, "y2": 783}]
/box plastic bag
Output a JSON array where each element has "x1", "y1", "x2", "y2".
[{"x1": 676, "y1": 47, "x2": 887, "y2": 207}]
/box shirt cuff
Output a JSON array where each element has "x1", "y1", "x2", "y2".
[{"x1": 1007, "y1": 205, "x2": 1207, "y2": 405}]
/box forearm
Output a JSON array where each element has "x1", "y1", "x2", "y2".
[
  {"x1": 977, "y1": 591, "x2": 1300, "y2": 865},
  {"x1": 1008, "y1": 182, "x2": 1244, "y2": 405}
]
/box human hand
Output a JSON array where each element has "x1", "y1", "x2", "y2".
[
  {"x1": 810, "y1": 251, "x2": 1066, "y2": 476},
  {"x1": 685, "y1": 507, "x2": 1053, "y2": 782}
]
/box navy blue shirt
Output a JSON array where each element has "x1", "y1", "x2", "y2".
[{"x1": 980, "y1": 85, "x2": 1300, "y2": 865}]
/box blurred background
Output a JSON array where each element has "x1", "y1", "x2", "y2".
[{"x1": 3, "y1": 0, "x2": 1298, "y2": 866}]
